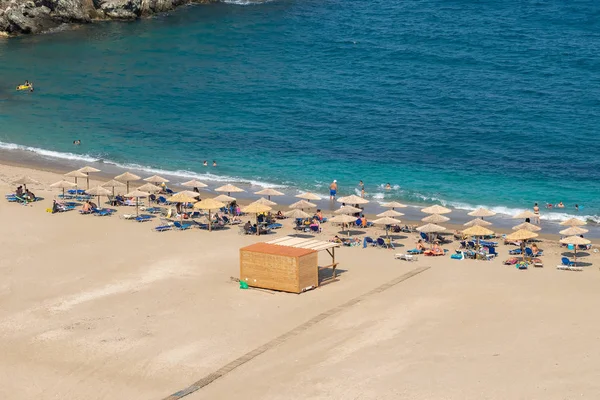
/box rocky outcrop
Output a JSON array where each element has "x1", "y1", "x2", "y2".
[{"x1": 0, "y1": 0, "x2": 214, "y2": 35}]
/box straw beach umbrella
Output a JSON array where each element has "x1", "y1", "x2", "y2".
[
  {"x1": 193, "y1": 198, "x2": 225, "y2": 232},
  {"x1": 215, "y1": 184, "x2": 244, "y2": 196},
  {"x1": 513, "y1": 210, "x2": 537, "y2": 220},
  {"x1": 182, "y1": 179, "x2": 208, "y2": 189},
  {"x1": 512, "y1": 222, "x2": 542, "y2": 232},
  {"x1": 296, "y1": 192, "x2": 321, "y2": 201},
  {"x1": 125, "y1": 189, "x2": 150, "y2": 216},
  {"x1": 372, "y1": 216, "x2": 401, "y2": 242},
  {"x1": 138, "y1": 182, "x2": 163, "y2": 194},
  {"x1": 214, "y1": 194, "x2": 236, "y2": 203},
  {"x1": 78, "y1": 166, "x2": 100, "y2": 189},
  {"x1": 65, "y1": 170, "x2": 87, "y2": 187},
  {"x1": 505, "y1": 229, "x2": 539, "y2": 259},
  {"x1": 421, "y1": 214, "x2": 450, "y2": 224},
  {"x1": 560, "y1": 217, "x2": 586, "y2": 227},
  {"x1": 377, "y1": 209, "x2": 404, "y2": 218},
  {"x1": 421, "y1": 205, "x2": 451, "y2": 215},
  {"x1": 559, "y1": 235, "x2": 591, "y2": 264},
  {"x1": 12, "y1": 176, "x2": 40, "y2": 190},
  {"x1": 468, "y1": 208, "x2": 496, "y2": 218},
  {"x1": 290, "y1": 200, "x2": 317, "y2": 210},
  {"x1": 559, "y1": 226, "x2": 588, "y2": 236},
  {"x1": 144, "y1": 175, "x2": 169, "y2": 184},
  {"x1": 335, "y1": 205, "x2": 362, "y2": 215},
  {"x1": 166, "y1": 193, "x2": 198, "y2": 214},
  {"x1": 101, "y1": 179, "x2": 126, "y2": 196},
  {"x1": 254, "y1": 197, "x2": 277, "y2": 206},
  {"x1": 86, "y1": 185, "x2": 112, "y2": 207},
  {"x1": 115, "y1": 172, "x2": 141, "y2": 193},
  {"x1": 284, "y1": 209, "x2": 310, "y2": 219},
  {"x1": 255, "y1": 188, "x2": 284, "y2": 201},
  {"x1": 417, "y1": 223, "x2": 446, "y2": 247},
  {"x1": 172, "y1": 190, "x2": 201, "y2": 199},
  {"x1": 382, "y1": 201, "x2": 407, "y2": 210},
  {"x1": 338, "y1": 194, "x2": 369, "y2": 205},
  {"x1": 49, "y1": 180, "x2": 76, "y2": 198},
  {"x1": 462, "y1": 225, "x2": 494, "y2": 247},
  {"x1": 464, "y1": 218, "x2": 493, "y2": 227},
  {"x1": 329, "y1": 214, "x2": 358, "y2": 237},
  {"x1": 242, "y1": 202, "x2": 272, "y2": 236}
]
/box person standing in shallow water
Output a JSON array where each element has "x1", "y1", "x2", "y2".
[
  {"x1": 533, "y1": 203, "x2": 540, "y2": 224},
  {"x1": 329, "y1": 180, "x2": 337, "y2": 200},
  {"x1": 359, "y1": 180, "x2": 365, "y2": 198}
]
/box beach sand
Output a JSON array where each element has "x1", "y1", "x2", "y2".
[{"x1": 1, "y1": 163, "x2": 599, "y2": 399}]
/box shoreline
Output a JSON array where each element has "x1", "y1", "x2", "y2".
[{"x1": 1, "y1": 148, "x2": 599, "y2": 241}]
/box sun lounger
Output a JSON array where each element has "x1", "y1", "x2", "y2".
[
  {"x1": 154, "y1": 224, "x2": 172, "y2": 232},
  {"x1": 94, "y1": 209, "x2": 114, "y2": 216},
  {"x1": 268, "y1": 223, "x2": 283, "y2": 229},
  {"x1": 173, "y1": 221, "x2": 193, "y2": 230},
  {"x1": 395, "y1": 253, "x2": 418, "y2": 261},
  {"x1": 121, "y1": 214, "x2": 136, "y2": 220},
  {"x1": 556, "y1": 265, "x2": 583, "y2": 271},
  {"x1": 532, "y1": 257, "x2": 543, "y2": 267},
  {"x1": 135, "y1": 215, "x2": 153, "y2": 222},
  {"x1": 407, "y1": 248, "x2": 423, "y2": 255},
  {"x1": 508, "y1": 248, "x2": 522, "y2": 255},
  {"x1": 561, "y1": 257, "x2": 576, "y2": 267}
]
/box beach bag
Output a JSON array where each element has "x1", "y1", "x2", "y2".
[{"x1": 239, "y1": 281, "x2": 249, "y2": 289}]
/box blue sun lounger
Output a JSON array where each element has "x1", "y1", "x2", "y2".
[
  {"x1": 154, "y1": 224, "x2": 172, "y2": 232},
  {"x1": 173, "y1": 221, "x2": 193, "y2": 230}
]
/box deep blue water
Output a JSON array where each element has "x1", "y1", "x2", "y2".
[{"x1": 1, "y1": 0, "x2": 599, "y2": 222}]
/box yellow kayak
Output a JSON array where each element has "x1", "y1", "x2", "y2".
[{"x1": 16, "y1": 85, "x2": 31, "y2": 91}]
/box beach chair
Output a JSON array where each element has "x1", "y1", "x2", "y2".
[
  {"x1": 532, "y1": 257, "x2": 543, "y2": 268},
  {"x1": 94, "y1": 209, "x2": 114, "y2": 217},
  {"x1": 525, "y1": 247, "x2": 534, "y2": 258},
  {"x1": 363, "y1": 237, "x2": 376, "y2": 248},
  {"x1": 135, "y1": 215, "x2": 153, "y2": 222},
  {"x1": 120, "y1": 214, "x2": 136, "y2": 220},
  {"x1": 154, "y1": 223, "x2": 172, "y2": 232},
  {"x1": 309, "y1": 225, "x2": 321, "y2": 234},
  {"x1": 173, "y1": 221, "x2": 193, "y2": 230},
  {"x1": 508, "y1": 247, "x2": 522, "y2": 255},
  {"x1": 395, "y1": 253, "x2": 418, "y2": 261},
  {"x1": 561, "y1": 257, "x2": 575, "y2": 267},
  {"x1": 407, "y1": 248, "x2": 423, "y2": 255},
  {"x1": 268, "y1": 223, "x2": 283, "y2": 229},
  {"x1": 420, "y1": 232, "x2": 429, "y2": 242},
  {"x1": 486, "y1": 246, "x2": 498, "y2": 259}
]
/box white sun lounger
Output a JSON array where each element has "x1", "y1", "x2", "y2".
[
  {"x1": 395, "y1": 253, "x2": 418, "y2": 262},
  {"x1": 556, "y1": 265, "x2": 583, "y2": 271}
]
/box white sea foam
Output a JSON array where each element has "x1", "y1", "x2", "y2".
[{"x1": 0, "y1": 141, "x2": 284, "y2": 189}]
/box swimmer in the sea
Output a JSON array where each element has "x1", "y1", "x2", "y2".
[
  {"x1": 385, "y1": 183, "x2": 391, "y2": 190},
  {"x1": 203, "y1": 160, "x2": 208, "y2": 166},
  {"x1": 73, "y1": 140, "x2": 81, "y2": 145},
  {"x1": 212, "y1": 160, "x2": 217, "y2": 167}
]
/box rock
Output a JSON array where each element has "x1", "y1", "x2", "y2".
[
  {"x1": 34, "y1": 0, "x2": 90, "y2": 22},
  {"x1": 96, "y1": 0, "x2": 141, "y2": 19},
  {"x1": 5, "y1": 6, "x2": 58, "y2": 33}
]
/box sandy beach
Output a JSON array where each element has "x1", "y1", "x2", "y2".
[{"x1": 1, "y1": 162, "x2": 599, "y2": 400}]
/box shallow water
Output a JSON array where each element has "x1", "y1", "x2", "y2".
[{"x1": 0, "y1": 0, "x2": 599, "y2": 222}]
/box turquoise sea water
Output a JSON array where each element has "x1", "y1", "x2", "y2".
[{"x1": 0, "y1": 0, "x2": 599, "y2": 222}]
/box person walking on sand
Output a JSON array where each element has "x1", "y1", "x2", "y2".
[
  {"x1": 329, "y1": 180, "x2": 338, "y2": 200},
  {"x1": 533, "y1": 203, "x2": 540, "y2": 224}
]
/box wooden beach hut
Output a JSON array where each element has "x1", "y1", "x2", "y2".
[{"x1": 239, "y1": 236, "x2": 340, "y2": 294}]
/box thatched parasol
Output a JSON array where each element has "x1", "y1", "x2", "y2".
[
  {"x1": 166, "y1": 193, "x2": 198, "y2": 204},
  {"x1": 463, "y1": 225, "x2": 494, "y2": 247},
  {"x1": 559, "y1": 235, "x2": 591, "y2": 264},
  {"x1": 242, "y1": 202, "x2": 272, "y2": 236},
  {"x1": 468, "y1": 208, "x2": 496, "y2": 218},
  {"x1": 372, "y1": 216, "x2": 401, "y2": 241},
  {"x1": 193, "y1": 198, "x2": 225, "y2": 231},
  {"x1": 78, "y1": 166, "x2": 101, "y2": 189},
  {"x1": 50, "y1": 180, "x2": 76, "y2": 198},
  {"x1": 464, "y1": 218, "x2": 493, "y2": 227},
  {"x1": 382, "y1": 201, "x2": 407, "y2": 209},
  {"x1": 214, "y1": 194, "x2": 236, "y2": 203},
  {"x1": 144, "y1": 175, "x2": 169, "y2": 184},
  {"x1": 295, "y1": 192, "x2": 321, "y2": 201},
  {"x1": 114, "y1": 172, "x2": 141, "y2": 193},
  {"x1": 421, "y1": 214, "x2": 449, "y2": 223},
  {"x1": 284, "y1": 209, "x2": 310, "y2": 219},
  {"x1": 254, "y1": 188, "x2": 284, "y2": 200},
  {"x1": 559, "y1": 226, "x2": 589, "y2": 236},
  {"x1": 137, "y1": 183, "x2": 163, "y2": 194},
  {"x1": 421, "y1": 205, "x2": 451, "y2": 215},
  {"x1": 505, "y1": 229, "x2": 539, "y2": 259},
  {"x1": 254, "y1": 197, "x2": 277, "y2": 206},
  {"x1": 560, "y1": 217, "x2": 586, "y2": 227},
  {"x1": 182, "y1": 179, "x2": 208, "y2": 189},
  {"x1": 215, "y1": 184, "x2": 245, "y2": 196},
  {"x1": 329, "y1": 214, "x2": 359, "y2": 237},
  {"x1": 65, "y1": 170, "x2": 87, "y2": 189},
  {"x1": 125, "y1": 190, "x2": 150, "y2": 216},
  {"x1": 417, "y1": 223, "x2": 446, "y2": 248},
  {"x1": 337, "y1": 194, "x2": 369, "y2": 205},
  {"x1": 101, "y1": 179, "x2": 126, "y2": 196},
  {"x1": 86, "y1": 185, "x2": 112, "y2": 206},
  {"x1": 290, "y1": 199, "x2": 317, "y2": 210},
  {"x1": 335, "y1": 205, "x2": 362, "y2": 215},
  {"x1": 377, "y1": 209, "x2": 404, "y2": 218},
  {"x1": 513, "y1": 210, "x2": 537, "y2": 220},
  {"x1": 512, "y1": 222, "x2": 542, "y2": 232},
  {"x1": 12, "y1": 176, "x2": 40, "y2": 189}
]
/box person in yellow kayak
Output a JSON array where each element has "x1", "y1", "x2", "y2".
[{"x1": 17, "y1": 81, "x2": 34, "y2": 92}]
